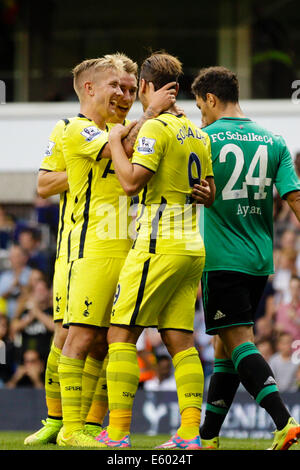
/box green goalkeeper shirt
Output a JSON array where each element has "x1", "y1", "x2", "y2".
[{"x1": 201, "y1": 117, "x2": 300, "y2": 276}]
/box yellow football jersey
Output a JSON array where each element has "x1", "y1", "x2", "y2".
[
  {"x1": 131, "y1": 113, "x2": 213, "y2": 256},
  {"x1": 39, "y1": 118, "x2": 74, "y2": 259},
  {"x1": 62, "y1": 114, "x2": 132, "y2": 261}
]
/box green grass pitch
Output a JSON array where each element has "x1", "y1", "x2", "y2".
[{"x1": 0, "y1": 431, "x2": 299, "y2": 451}]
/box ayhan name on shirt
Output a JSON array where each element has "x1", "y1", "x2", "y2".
[{"x1": 237, "y1": 203, "x2": 262, "y2": 217}]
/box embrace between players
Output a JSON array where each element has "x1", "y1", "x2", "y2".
[{"x1": 24, "y1": 51, "x2": 300, "y2": 450}]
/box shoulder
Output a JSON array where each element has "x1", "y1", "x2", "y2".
[
  {"x1": 140, "y1": 117, "x2": 168, "y2": 134},
  {"x1": 51, "y1": 118, "x2": 72, "y2": 135},
  {"x1": 47, "y1": 119, "x2": 69, "y2": 146},
  {"x1": 64, "y1": 117, "x2": 88, "y2": 135},
  {"x1": 249, "y1": 121, "x2": 288, "y2": 148},
  {"x1": 136, "y1": 119, "x2": 168, "y2": 151},
  {"x1": 201, "y1": 121, "x2": 220, "y2": 136},
  {"x1": 64, "y1": 118, "x2": 107, "y2": 144}
]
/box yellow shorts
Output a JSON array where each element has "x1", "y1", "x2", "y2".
[
  {"x1": 65, "y1": 256, "x2": 126, "y2": 328},
  {"x1": 53, "y1": 256, "x2": 68, "y2": 322},
  {"x1": 111, "y1": 249, "x2": 205, "y2": 332}
]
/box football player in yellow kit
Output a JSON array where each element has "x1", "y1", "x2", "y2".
[
  {"x1": 25, "y1": 53, "x2": 175, "y2": 447},
  {"x1": 95, "y1": 52, "x2": 215, "y2": 450},
  {"x1": 46, "y1": 54, "x2": 175, "y2": 448}
]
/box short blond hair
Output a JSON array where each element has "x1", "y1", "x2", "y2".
[
  {"x1": 72, "y1": 55, "x2": 125, "y2": 99},
  {"x1": 104, "y1": 52, "x2": 138, "y2": 78}
]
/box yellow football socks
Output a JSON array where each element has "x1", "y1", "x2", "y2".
[
  {"x1": 109, "y1": 409, "x2": 132, "y2": 440},
  {"x1": 106, "y1": 342, "x2": 140, "y2": 440},
  {"x1": 80, "y1": 355, "x2": 102, "y2": 424},
  {"x1": 45, "y1": 343, "x2": 62, "y2": 419},
  {"x1": 58, "y1": 354, "x2": 85, "y2": 436},
  {"x1": 178, "y1": 407, "x2": 201, "y2": 439},
  {"x1": 173, "y1": 347, "x2": 204, "y2": 439},
  {"x1": 85, "y1": 356, "x2": 109, "y2": 426}
]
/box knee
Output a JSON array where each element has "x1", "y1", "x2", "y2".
[
  {"x1": 161, "y1": 330, "x2": 195, "y2": 358},
  {"x1": 53, "y1": 322, "x2": 68, "y2": 350},
  {"x1": 107, "y1": 325, "x2": 143, "y2": 345},
  {"x1": 90, "y1": 331, "x2": 109, "y2": 360},
  {"x1": 64, "y1": 326, "x2": 98, "y2": 357}
]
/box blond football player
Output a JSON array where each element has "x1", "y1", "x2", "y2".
[{"x1": 95, "y1": 52, "x2": 215, "y2": 449}]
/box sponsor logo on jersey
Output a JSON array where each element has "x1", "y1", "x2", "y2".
[
  {"x1": 210, "y1": 131, "x2": 273, "y2": 145},
  {"x1": 184, "y1": 392, "x2": 202, "y2": 398},
  {"x1": 123, "y1": 391, "x2": 135, "y2": 399}
]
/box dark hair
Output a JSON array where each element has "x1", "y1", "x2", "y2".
[
  {"x1": 191, "y1": 66, "x2": 239, "y2": 103},
  {"x1": 19, "y1": 227, "x2": 41, "y2": 242},
  {"x1": 140, "y1": 51, "x2": 182, "y2": 91}
]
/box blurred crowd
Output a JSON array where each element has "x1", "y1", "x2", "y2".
[{"x1": 0, "y1": 154, "x2": 300, "y2": 392}]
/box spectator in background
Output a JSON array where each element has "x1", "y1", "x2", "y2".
[
  {"x1": 5, "y1": 349, "x2": 45, "y2": 389},
  {"x1": 0, "y1": 314, "x2": 16, "y2": 386},
  {"x1": 10, "y1": 278, "x2": 54, "y2": 363},
  {"x1": 272, "y1": 245, "x2": 298, "y2": 304},
  {"x1": 256, "y1": 338, "x2": 275, "y2": 362},
  {"x1": 18, "y1": 227, "x2": 50, "y2": 274},
  {"x1": 254, "y1": 315, "x2": 276, "y2": 344},
  {"x1": 144, "y1": 355, "x2": 177, "y2": 391},
  {"x1": 268, "y1": 332, "x2": 300, "y2": 392},
  {"x1": 254, "y1": 277, "x2": 276, "y2": 323},
  {"x1": 33, "y1": 193, "x2": 59, "y2": 241},
  {"x1": 13, "y1": 268, "x2": 47, "y2": 321},
  {"x1": 274, "y1": 275, "x2": 300, "y2": 342},
  {"x1": 0, "y1": 244, "x2": 32, "y2": 319},
  {"x1": 0, "y1": 205, "x2": 15, "y2": 250}
]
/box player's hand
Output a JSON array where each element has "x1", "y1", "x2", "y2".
[
  {"x1": 147, "y1": 82, "x2": 177, "y2": 116},
  {"x1": 108, "y1": 121, "x2": 137, "y2": 143},
  {"x1": 192, "y1": 179, "x2": 211, "y2": 205}
]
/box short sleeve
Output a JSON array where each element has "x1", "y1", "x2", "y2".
[
  {"x1": 204, "y1": 133, "x2": 214, "y2": 178},
  {"x1": 39, "y1": 120, "x2": 66, "y2": 172},
  {"x1": 132, "y1": 119, "x2": 167, "y2": 173},
  {"x1": 275, "y1": 138, "x2": 300, "y2": 198}
]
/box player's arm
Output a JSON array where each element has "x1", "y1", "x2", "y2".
[
  {"x1": 192, "y1": 177, "x2": 216, "y2": 207},
  {"x1": 108, "y1": 123, "x2": 154, "y2": 196},
  {"x1": 37, "y1": 170, "x2": 69, "y2": 198},
  {"x1": 38, "y1": 120, "x2": 68, "y2": 197},
  {"x1": 275, "y1": 141, "x2": 300, "y2": 223},
  {"x1": 100, "y1": 82, "x2": 176, "y2": 159},
  {"x1": 285, "y1": 190, "x2": 300, "y2": 223}
]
